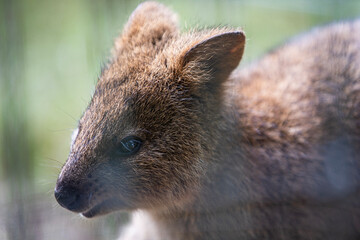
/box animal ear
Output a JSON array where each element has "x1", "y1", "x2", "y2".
[
  {"x1": 179, "y1": 31, "x2": 245, "y2": 91},
  {"x1": 115, "y1": 1, "x2": 179, "y2": 50}
]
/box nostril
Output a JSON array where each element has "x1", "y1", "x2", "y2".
[{"x1": 54, "y1": 184, "x2": 83, "y2": 211}]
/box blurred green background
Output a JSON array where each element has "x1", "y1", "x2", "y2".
[{"x1": 0, "y1": 0, "x2": 359, "y2": 239}]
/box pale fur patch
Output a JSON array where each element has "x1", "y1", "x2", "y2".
[
  {"x1": 70, "y1": 128, "x2": 79, "y2": 150},
  {"x1": 58, "y1": 128, "x2": 79, "y2": 180},
  {"x1": 117, "y1": 210, "x2": 163, "y2": 240}
]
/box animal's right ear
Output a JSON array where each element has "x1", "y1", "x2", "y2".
[
  {"x1": 114, "y1": 1, "x2": 179, "y2": 51},
  {"x1": 177, "y1": 31, "x2": 245, "y2": 93}
]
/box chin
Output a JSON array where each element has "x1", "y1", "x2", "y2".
[{"x1": 80, "y1": 198, "x2": 130, "y2": 218}]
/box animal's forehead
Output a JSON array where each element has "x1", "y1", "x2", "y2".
[
  {"x1": 85, "y1": 82, "x2": 134, "y2": 125},
  {"x1": 78, "y1": 47, "x2": 179, "y2": 132},
  {"x1": 101, "y1": 51, "x2": 172, "y2": 85},
  {"x1": 85, "y1": 67, "x2": 172, "y2": 119}
]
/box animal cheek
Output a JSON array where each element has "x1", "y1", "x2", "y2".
[{"x1": 85, "y1": 174, "x2": 104, "y2": 193}]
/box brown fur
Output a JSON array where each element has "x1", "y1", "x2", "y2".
[{"x1": 55, "y1": 2, "x2": 360, "y2": 239}]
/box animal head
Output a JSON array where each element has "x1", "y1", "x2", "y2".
[{"x1": 55, "y1": 1, "x2": 245, "y2": 218}]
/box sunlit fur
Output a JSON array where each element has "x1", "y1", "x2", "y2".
[{"x1": 56, "y1": 2, "x2": 360, "y2": 239}]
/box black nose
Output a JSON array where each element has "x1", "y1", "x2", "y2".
[{"x1": 54, "y1": 184, "x2": 86, "y2": 212}]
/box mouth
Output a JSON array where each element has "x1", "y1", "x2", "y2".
[{"x1": 81, "y1": 198, "x2": 127, "y2": 218}]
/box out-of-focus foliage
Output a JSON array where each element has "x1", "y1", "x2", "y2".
[{"x1": 0, "y1": 0, "x2": 359, "y2": 239}]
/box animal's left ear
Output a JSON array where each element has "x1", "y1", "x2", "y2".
[
  {"x1": 114, "y1": 1, "x2": 179, "y2": 52},
  {"x1": 179, "y1": 31, "x2": 245, "y2": 91}
]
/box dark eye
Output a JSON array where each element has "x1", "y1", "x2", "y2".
[{"x1": 116, "y1": 136, "x2": 142, "y2": 157}]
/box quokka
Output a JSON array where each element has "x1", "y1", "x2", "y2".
[{"x1": 55, "y1": 1, "x2": 360, "y2": 239}]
